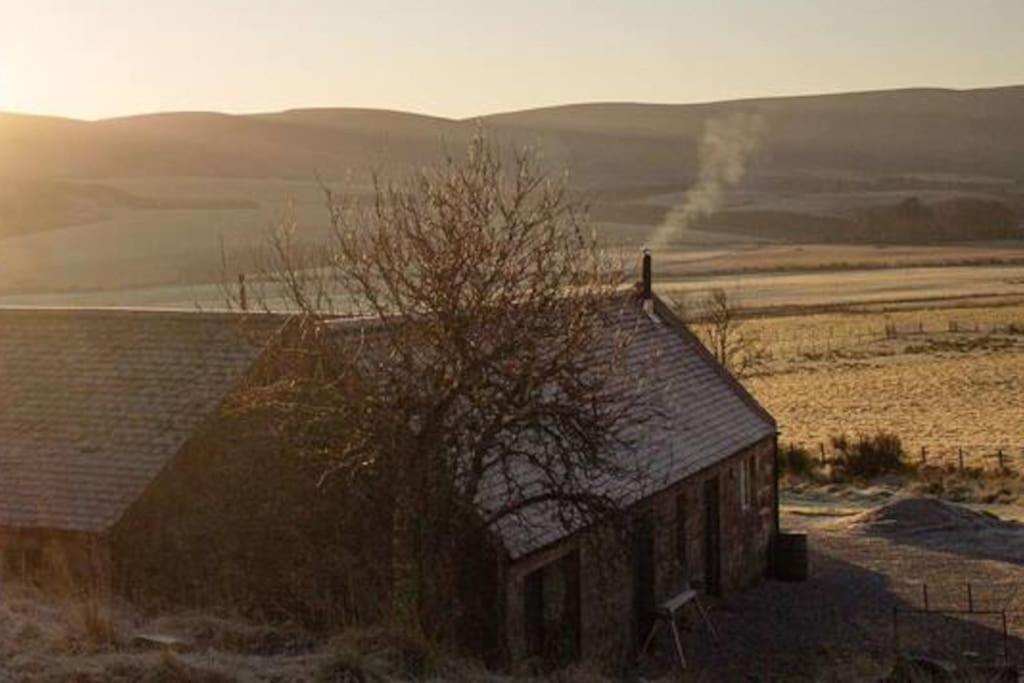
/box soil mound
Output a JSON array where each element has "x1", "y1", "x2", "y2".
[{"x1": 846, "y1": 496, "x2": 1008, "y2": 536}]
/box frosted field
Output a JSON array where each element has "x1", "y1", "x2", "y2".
[{"x1": 745, "y1": 303, "x2": 1024, "y2": 467}]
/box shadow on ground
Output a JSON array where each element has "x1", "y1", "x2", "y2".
[{"x1": 637, "y1": 510, "x2": 1024, "y2": 682}]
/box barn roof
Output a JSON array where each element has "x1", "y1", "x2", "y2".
[
  {"x1": 0, "y1": 308, "x2": 280, "y2": 533},
  {"x1": 479, "y1": 294, "x2": 777, "y2": 560}
]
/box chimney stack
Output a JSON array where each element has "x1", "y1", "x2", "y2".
[{"x1": 641, "y1": 248, "x2": 652, "y2": 300}]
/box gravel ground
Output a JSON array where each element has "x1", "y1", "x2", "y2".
[{"x1": 656, "y1": 499, "x2": 1024, "y2": 682}]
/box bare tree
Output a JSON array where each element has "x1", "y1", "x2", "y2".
[
  {"x1": 687, "y1": 287, "x2": 769, "y2": 378},
  {"x1": 226, "y1": 135, "x2": 653, "y2": 636}
]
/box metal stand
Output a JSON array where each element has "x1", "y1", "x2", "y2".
[{"x1": 637, "y1": 586, "x2": 719, "y2": 670}]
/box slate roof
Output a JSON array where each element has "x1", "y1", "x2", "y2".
[
  {"x1": 0, "y1": 298, "x2": 775, "y2": 558},
  {"x1": 479, "y1": 294, "x2": 777, "y2": 560},
  {"x1": 0, "y1": 308, "x2": 280, "y2": 533}
]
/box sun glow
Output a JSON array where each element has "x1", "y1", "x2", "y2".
[
  {"x1": 0, "y1": 65, "x2": 9, "y2": 112},
  {"x1": 0, "y1": 63, "x2": 22, "y2": 115}
]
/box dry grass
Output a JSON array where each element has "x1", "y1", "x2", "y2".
[
  {"x1": 0, "y1": 581, "x2": 625, "y2": 682},
  {"x1": 747, "y1": 303, "x2": 1024, "y2": 469}
]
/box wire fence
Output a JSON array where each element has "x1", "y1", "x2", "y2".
[
  {"x1": 758, "y1": 318, "x2": 1024, "y2": 358},
  {"x1": 801, "y1": 441, "x2": 1024, "y2": 475},
  {"x1": 891, "y1": 580, "x2": 1024, "y2": 666}
]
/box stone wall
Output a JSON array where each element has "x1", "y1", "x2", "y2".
[{"x1": 503, "y1": 435, "x2": 776, "y2": 667}]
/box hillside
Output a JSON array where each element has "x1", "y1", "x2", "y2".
[
  {"x1": 3, "y1": 86, "x2": 1024, "y2": 185},
  {"x1": 1, "y1": 86, "x2": 1023, "y2": 299}
]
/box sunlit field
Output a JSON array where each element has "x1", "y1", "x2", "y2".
[{"x1": 745, "y1": 303, "x2": 1024, "y2": 468}]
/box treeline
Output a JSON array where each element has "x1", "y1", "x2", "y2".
[
  {"x1": 849, "y1": 196, "x2": 1019, "y2": 243},
  {"x1": 698, "y1": 196, "x2": 1022, "y2": 244}
]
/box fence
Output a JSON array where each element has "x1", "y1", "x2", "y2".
[
  {"x1": 757, "y1": 318, "x2": 1024, "y2": 359},
  {"x1": 891, "y1": 580, "x2": 1023, "y2": 666},
  {"x1": 806, "y1": 441, "x2": 1024, "y2": 475}
]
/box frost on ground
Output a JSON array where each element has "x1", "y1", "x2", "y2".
[
  {"x1": 0, "y1": 586, "x2": 613, "y2": 682},
  {"x1": 696, "y1": 496, "x2": 1024, "y2": 681},
  {"x1": 2, "y1": 496, "x2": 1022, "y2": 682}
]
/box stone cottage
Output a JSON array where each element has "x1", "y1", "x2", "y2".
[
  {"x1": 0, "y1": 266, "x2": 777, "y2": 665},
  {"x1": 484, "y1": 278, "x2": 779, "y2": 664}
]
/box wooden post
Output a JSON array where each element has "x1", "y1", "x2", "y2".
[
  {"x1": 819, "y1": 443, "x2": 826, "y2": 466},
  {"x1": 966, "y1": 582, "x2": 974, "y2": 613},
  {"x1": 958, "y1": 448, "x2": 964, "y2": 472},
  {"x1": 998, "y1": 449, "x2": 1005, "y2": 470},
  {"x1": 920, "y1": 446, "x2": 927, "y2": 465}
]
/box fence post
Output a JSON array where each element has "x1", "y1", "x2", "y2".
[
  {"x1": 819, "y1": 442, "x2": 826, "y2": 466},
  {"x1": 958, "y1": 448, "x2": 964, "y2": 472},
  {"x1": 997, "y1": 449, "x2": 1005, "y2": 471},
  {"x1": 920, "y1": 446, "x2": 927, "y2": 465}
]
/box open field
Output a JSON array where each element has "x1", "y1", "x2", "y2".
[
  {"x1": 4, "y1": 261, "x2": 1023, "y2": 312},
  {"x1": 744, "y1": 302, "x2": 1024, "y2": 468},
  {"x1": 3, "y1": 208, "x2": 1024, "y2": 310},
  {"x1": 659, "y1": 263, "x2": 1024, "y2": 313}
]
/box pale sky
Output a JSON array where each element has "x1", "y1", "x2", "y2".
[{"x1": 1, "y1": 0, "x2": 1022, "y2": 121}]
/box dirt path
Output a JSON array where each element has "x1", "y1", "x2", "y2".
[{"x1": 667, "y1": 502, "x2": 1024, "y2": 681}]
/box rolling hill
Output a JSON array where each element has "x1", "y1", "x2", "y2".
[
  {"x1": 1, "y1": 86, "x2": 1023, "y2": 300},
  {"x1": 3, "y1": 86, "x2": 1024, "y2": 186}
]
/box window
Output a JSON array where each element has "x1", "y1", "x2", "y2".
[{"x1": 739, "y1": 456, "x2": 756, "y2": 510}]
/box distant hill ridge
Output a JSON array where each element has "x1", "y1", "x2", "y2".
[{"x1": 3, "y1": 85, "x2": 1024, "y2": 185}]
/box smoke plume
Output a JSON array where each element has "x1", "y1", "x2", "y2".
[{"x1": 650, "y1": 112, "x2": 764, "y2": 245}]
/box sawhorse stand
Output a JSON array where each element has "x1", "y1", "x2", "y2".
[{"x1": 637, "y1": 586, "x2": 718, "y2": 670}]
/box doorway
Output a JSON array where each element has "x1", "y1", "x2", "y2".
[
  {"x1": 703, "y1": 476, "x2": 722, "y2": 596},
  {"x1": 632, "y1": 513, "x2": 656, "y2": 644}
]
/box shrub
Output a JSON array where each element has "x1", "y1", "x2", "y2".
[
  {"x1": 832, "y1": 431, "x2": 906, "y2": 479},
  {"x1": 779, "y1": 443, "x2": 817, "y2": 477}
]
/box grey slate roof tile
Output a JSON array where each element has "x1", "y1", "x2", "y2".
[
  {"x1": 0, "y1": 299, "x2": 775, "y2": 558},
  {"x1": 0, "y1": 308, "x2": 279, "y2": 533},
  {"x1": 479, "y1": 297, "x2": 776, "y2": 559}
]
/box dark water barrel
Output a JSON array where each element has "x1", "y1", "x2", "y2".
[{"x1": 772, "y1": 531, "x2": 809, "y2": 582}]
